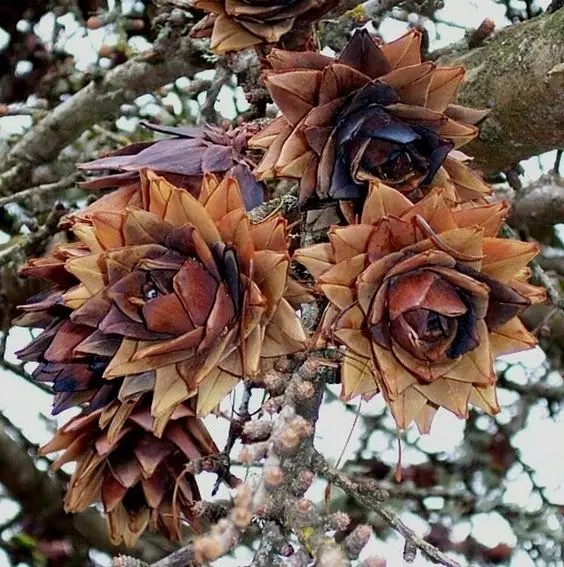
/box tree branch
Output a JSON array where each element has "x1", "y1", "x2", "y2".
[
  {"x1": 508, "y1": 173, "x2": 564, "y2": 227},
  {"x1": 250, "y1": 522, "x2": 286, "y2": 567},
  {"x1": 0, "y1": 204, "x2": 68, "y2": 269},
  {"x1": 522, "y1": 304, "x2": 564, "y2": 350},
  {"x1": 325, "y1": 0, "x2": 404, "y2": 18},
  {"x1": 0, "y1": 10, "x2": 208, "y2": 196},
  {"x1": 0, "y1": 174, "x2": 77, "y2": 208},
  {"x1": 448, "y1": 8, "x2": 564, "y2": 172},
  {"x1": 313, "y1": 454, "x2": 463, "y2": 567}
]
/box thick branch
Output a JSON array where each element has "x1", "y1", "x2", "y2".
[
  {"x1": 0, "y1": 425, "x2": 169, "y2": 563},
  {"x1": 509, "y1": 173, "x2": 564, "y2": 227},
  {"x1": 538, "y1": 250, "x2": 564, "y2": 276},
  {"x1": 448, "y1": 9, "x2": 564, "y2": 172},
  {"x1": 0, "y1": 12, "x2": 208, "y2": 195}
]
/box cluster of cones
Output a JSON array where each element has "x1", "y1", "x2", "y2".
[{"x1": 15, "y1": 15, "x2": 545, "y2": 546}]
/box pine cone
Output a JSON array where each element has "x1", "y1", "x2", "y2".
[
  {"x1": 41, "y1": 396, "x2": 218, "y2": 545},
  {"x1": 16, "y1": 171, "x2": 308, "y2": 422},
  {"x1": 295, "y1": 182, "x2": 546, "y2": 432},
  {"x1": 250, "y1": 29, "x2": 491, "y2": 205}
]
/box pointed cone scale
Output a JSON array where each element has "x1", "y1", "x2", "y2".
[
  {"x1": 196, "y1": 368, "x2": 238, "y2": 416},
  {"x1": 341, "y1": 352, "x2": 379, "y2": 401},
  {"x1": 338, "y1": 30, "x2": 391, "y2": 79},
  {"x1": 380, "y1": 29, "x2": 422, "y2": 70}
]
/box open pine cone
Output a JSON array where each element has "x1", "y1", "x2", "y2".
[
  {"x1": 190, "y1": 0, "x2": 337, "y2": 53},
  {"x1": 250, "y1": 29, "x2": 491, "y2": 205},
  {"x1": 40, "y1": 396, "x2": 218, "y2": 545},
  {"x1": 295, "y1": 182, "x2": 546, "y2": 432},
  {"x1": 78, "y1": 122, "x2": 264, "y2": 211},
  {"x1": 15, "y1": 170, "x2": 309, "y2": 544},
  {"x1": 16, "y1": 171, "x2": 307, "y2": 424}
]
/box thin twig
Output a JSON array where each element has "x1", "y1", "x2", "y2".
[
  {"x1": 0, "y1": 174, "x2": 77, "y2": 208},
  {"x1": 248, "y1": 191, "x2": 298, "y2": 223},
  {"x1": 0, "y1": 359, "x2": 52, "y2": 395},
  {"x1": 0, "y1": 204, "x2": 67, "y2": 269},
  {"x1": 313, "y1": 453, "x2": 462, "y2": 567},
  {"x1": 200, "y1": 65, "x2": 231, "y2": 124}
]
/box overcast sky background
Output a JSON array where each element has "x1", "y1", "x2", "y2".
[{"x1": 0, "y1": 0, "x2": 562, "y2": 565}]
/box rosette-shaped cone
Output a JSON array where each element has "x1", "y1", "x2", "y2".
[
  {"x1": 16, "y1": 170, "x2": 307, "y2": 423},
  {"x1": 190, "y1": 0, "x2": 337, "y2": 53},
  {"x1": 250, "y1": 29, "x2": 491, "y2": 205},
  {"x1": 78, "y1": 122, "x2": 264, "y2": 211},
  {"x1": 295, "y1": 182, "x2": 546, "y2": 432},
  {"x1": 40, "y1": 396, "x2": 218, "y2": 545}
]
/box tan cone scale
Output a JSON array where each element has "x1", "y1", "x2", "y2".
[
  {"x1": 40, "y1": 397, "x2": 217, "y2": 545},
  {"x1": 295, "y1": 182, "x2": 546, "y2": 432},
  {"x1": 250, "y1": 29, "x2": 491, "y2": 205},
  {"x1": 191, "y1": 0, "x2": 337, "y2": 53}
]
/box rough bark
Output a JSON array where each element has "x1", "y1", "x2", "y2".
[{"x1": 448, "y1": 9, "x2": 564, "y2": 172}]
